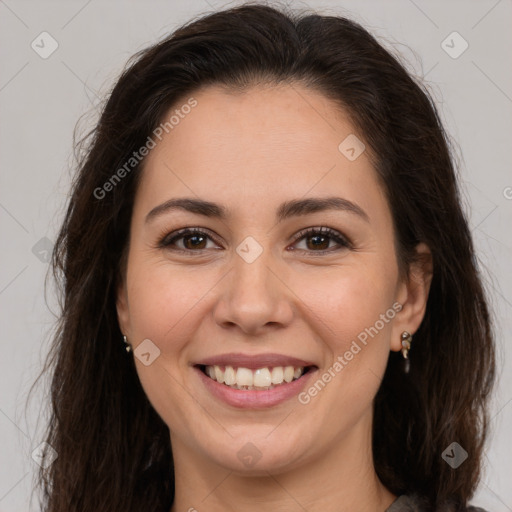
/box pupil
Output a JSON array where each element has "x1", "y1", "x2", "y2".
[
  {"x1": 182, "y1": 234, "x2": 330, "y2": 251},
  {"x1": 308, "y1": 235, "x2": 328, "y2": 250},
  {"x1": 185, "y1": 235, "x2": 206, "y2": 249}
]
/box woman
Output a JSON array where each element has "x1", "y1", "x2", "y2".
[{"x1": 35, "y1": 3, "x2": 495, "y2": 511}]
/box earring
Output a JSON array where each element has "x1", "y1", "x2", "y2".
[
  {"x1": 123, "y1": 335, "x2": 132, "y2": 353},
  {"x1": 401, "y1": 331, "x2": 412, "y2": 373}
]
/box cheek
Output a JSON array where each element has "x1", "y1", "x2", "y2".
[
  {"x1": 301, "y1": 265, "x2": 398, "y2": 348},
  {"x1": 299, "y1": 274, "x2": 396, "y2": 406},
  {"x1": 285, "y1": 268, "x2": 398, "y2": 444},
  {"x1": 124, "y1": 260, "x2": 215, "y2": 430},
  {"x1": 126, "y1": 251, "x2": 398, "y2": 356},
  {"x1": 125, "y1": 258, "x2": 221, "y2": 345},
  {"x1": 297, "y1": 267, "x2": 397, "y2": 411}
]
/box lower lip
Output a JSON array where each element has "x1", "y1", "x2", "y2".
[{"x1": 194, "y1": 366, "x2": 317, "y2": 409}]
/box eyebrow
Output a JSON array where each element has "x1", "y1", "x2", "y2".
[{"x1": 145, "y1": 196, "x2": 370, "y2": 224}]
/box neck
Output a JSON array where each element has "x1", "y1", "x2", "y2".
[{"x1": 169, "y1": 410, "x2": 397, "y2": 512}]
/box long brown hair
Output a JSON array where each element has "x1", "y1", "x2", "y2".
[{"x1": 32, "y1": 3, "x2": 496, "y2": 511}]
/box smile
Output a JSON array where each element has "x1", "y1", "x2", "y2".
[
  {"x1": 194, "y1": 363, "x2": 318, "y2": 408},
  {"x1": 199, "y1": 364, "x2": 312, "y2": 390}
]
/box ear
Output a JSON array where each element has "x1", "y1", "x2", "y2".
[
  {"x1": 116, "y1": 272, "x2": 132, "y2": 338},
  {"x1": 390, "y1": 242, "x2": 433, "y2": 351}
]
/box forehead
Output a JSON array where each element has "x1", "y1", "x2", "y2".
[
  {"x1": 134, "y1": 83, "x2": 389, "y2": 227},
  {"x1": 158, "y1": 83, "x2": 360, "y2": 166}
]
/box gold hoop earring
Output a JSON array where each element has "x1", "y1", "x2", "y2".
[
  {"x1": 123, "y1": 335, "x2": 132, "y2": 353},
  {"x1": 401, "y1": 331, "x2": 412, "y2": 373}
]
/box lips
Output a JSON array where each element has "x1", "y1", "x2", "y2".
[
  {"x1": 194, "y1": 352, "x2": 317, "y2": 369},
  {"x1": 192, "y1": 352, "x2": 319, "y2": 408},
  {"x1": 200, "y1": 364, "x2": 311, "y2": 389}
]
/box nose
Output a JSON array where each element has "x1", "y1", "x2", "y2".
[{"x1": 212, "y1": 244, "x2": 294, "y2": 336}]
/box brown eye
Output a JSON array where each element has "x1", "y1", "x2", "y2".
[
  {"x1": 158, "y1": 226, "x2": 351, "y2": 256},
  {"x1": 180, "y1": 233, "x2": 208, "y2": 250},
  {"x1": 159, "y1": 228, "x2": 220, "y2": 253},
  {"x1": 291, "y1": 227, "x2": 351, "y2": 255}
]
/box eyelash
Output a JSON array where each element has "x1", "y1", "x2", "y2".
[{"x1": 157, "y1": 226, "x2": 352, "y2": 256}]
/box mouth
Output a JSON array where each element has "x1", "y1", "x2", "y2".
[
  {"x1": 196, "y1": 364, "x2": 316, "y2": 391},
  {"x1": 192, "y1": 353, "x2": 319, "y2": 408}
]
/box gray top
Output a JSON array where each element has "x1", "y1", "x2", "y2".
[{"x1": 386, "y1": 494, "x2": 489, "y2": 512}]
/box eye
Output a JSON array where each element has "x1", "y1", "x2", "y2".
[
  {"x1": 158, "y1": 228, "x2": 221, "y2": 253},
  {"x1": 158, "y1": 226, "x2": 352, "y2": 255},
  {"x1": 290, "y1": 226, "x2": 352, "y2": 255}
]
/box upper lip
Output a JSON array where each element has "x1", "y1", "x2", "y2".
[{"x1": 194, "y1": 353, "x2": 318, "y2": 369}]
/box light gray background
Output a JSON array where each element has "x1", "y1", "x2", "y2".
[{"x1": 1, "y1": 0, "x2": 511, "y2": 510}]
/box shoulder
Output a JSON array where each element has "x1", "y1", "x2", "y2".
[{"x1": 386, "y1": 495, "x2": 490, "y2": 512}]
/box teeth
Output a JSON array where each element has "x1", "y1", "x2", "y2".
[
  {"x1": 224, "y1": 366, "x2": 236, "y2": 386},
  {"x1": 271, "y1": 366, "x2": 284, "y2": 385},
  {"x1": 284, "y1": 366, "x2": 294, "y2": 383},
  {"x1": 214, "y1": 366, "x2": 225, "y2": 384},
  {"x1": 204, "y1": 365, "x2": 306, "y2": 389},
  {"x1": 235, "y1": 367, "x2": 252, "y2": 386},
  {"x1": 253, "y1": 368, "x2": 272, "y2": 387}
]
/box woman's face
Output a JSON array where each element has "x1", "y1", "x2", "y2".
[{"x1": 117, "y1": 83, "x2": 428, "y2": 474}]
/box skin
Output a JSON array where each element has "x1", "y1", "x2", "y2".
[{"x1": 116, "y1": 83, "x2": 432, "y2": 512}]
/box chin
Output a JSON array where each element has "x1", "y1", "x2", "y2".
[{"x1": 197, "y1": 430, "x2": 311, "y2": 475}]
